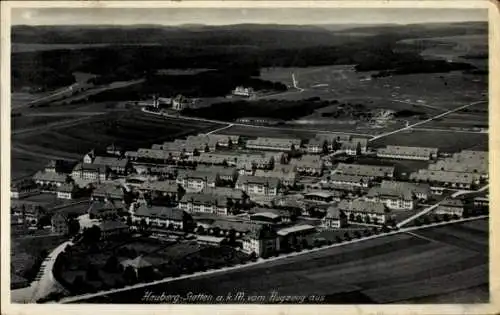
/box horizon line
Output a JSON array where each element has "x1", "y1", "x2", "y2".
[{"x1": 12, "y1": 20, "x2": 487, "y2": 27}]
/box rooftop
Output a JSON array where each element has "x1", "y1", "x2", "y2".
[
  {"x1": 277, "y1": 224, "x2": 316, "y2": 236},
  {"x1": 246, "y1": 137, "x2": 301, "y2": 148},
  {"x1": 180, "y1": 193, "x2": 228, "y2": 206},
  {"x1": 409, "y1": 170, "x2": 480, "y2": 184},
  {"x1": 325, "y1": 206, "x2": 345, "y2": 219},
  {"x1": 92, "y1": 183, "x2": 124, "y2": 198},
  {"x1": 335, "y1": 163, "x2": 395, "y2": 177},
  {"x1": 338, "y1": 199, "x2": 387, "y2": 214},
  {"x1": 134, "y1": 204, "x2": 185, "y2": 221},
  {"x1": 378, "y1": 145, "x2": 438, "y2": 157},
  {"x1": 139, "y1": 180, "x2": 178, "y2": 193},
  {"x1": 33, "y1": 171, "x2": 68, "y2": 183},
  {"x1": 195, "y1": 165, "x2": 237, "y2": 177},
  {"x1": 100, "y1": 219, "x2": 128, "y2": 231},
  {"x1": 93, "y1": 156, "x2": 128, "y2": 168}
]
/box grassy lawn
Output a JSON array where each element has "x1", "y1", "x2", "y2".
[
  {"x1": 17, "y1": 112, "x2": 222, "y2": 156},
  {"x1": 370, "y1": 130, "x2": 488, "y2": 152},
  {"x1": 12, "y1": 115, "x2": 78, "y2": 131}
]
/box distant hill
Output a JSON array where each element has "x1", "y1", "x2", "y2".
[{"x1": 11, "y1": 22, "x2": 487, "y2": 48}]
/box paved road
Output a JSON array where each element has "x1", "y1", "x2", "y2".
[
  {"x1": 26, "y1": 85, "x2": 76, "y2": 107},
  {"x1": 205, "y1": 124, "x2": 233, "y2": 135},
  {"x1": 57, "y1": 215, "x2": 488, "y2": 304},
  {"x1": 30, "y1": 241, "x2": 72, "y2": 302},
  {"x1": 369, "y1": 100, "x2": 487, "y2": 142},
  {"x1": 12, "y1": 241, "x2": 73, "y2": 303}
]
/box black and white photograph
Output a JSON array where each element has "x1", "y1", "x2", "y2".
[{"x1": 2, "y1": 1, "x2": 498, "y2": 312}]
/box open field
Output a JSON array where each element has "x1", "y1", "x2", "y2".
[
  {"x1": 11, "y1": 111, "x2": 222, "y2": 180},
  {"x1": 370, "y1": 130, "x2": 488, "y2": 152},
  {"x1": 78, "y1": 220, "x2": 488, "y2": 304},
  {"x1": 10, "y1": 152, "x2": 51, "y2": 180},
  {"x1": 13, "y1": 111, "x2": 223, "y2": 154},
  {"x1": 260, "y1": 67, "x2": 487, "y2": 109},
  {"x1": 12, "y1": 115, "x2": 81, "y2": 131}
]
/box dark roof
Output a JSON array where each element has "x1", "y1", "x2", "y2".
[
  {"x1": 249, "y1": 207, "x2": 291, "y2": 217},
  {"x1": 57, "y1": 183, "x2": 76, "y2": 193},
  {"x1": 245, "y1": 225, "x2": 277, "y2": 240},
  {"x1": 92, "y1": 184, "x2": 124, "y2": 198},
  {"x1": 93, "y1": 156, "x2": 129, "y2": 168},
  {"x1": 134, "y1": 204, "x2": 185, "y2": 221},
  {"x1": 88, "y1": 200, "x2": 122, "y2": 215},
  {"x1": 180, "y1": 193, "x2": 228, "y2": 206},
  {"x1": 100, "y1": 220, "x2": 128, "y2": 231},
  {"x1": 212, "y1": 220, "x2": 255, "y2": 233}
]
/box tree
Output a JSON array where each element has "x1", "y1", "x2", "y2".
[
  {"x1": 212, "y1": 227, "x2": 221, "y2": 236},
  {"x1": 72, "y1": 275, "x2": 85, "y2": 292},
  {"x1": 103, "y1": 255, "x2": 119, "y2": 273},
  {"x1": 123, "y1": 266, "x2": 137, "y2": 284},
  {"x1": 86, "y1": 263, "x2": 100, "y2": 281},
  {"x1": 83, "y1": 225, "x2": 101, "y2": 245},
  {"x1": 228, "y1": 228, "x2": 237, "y2": 245},
  {"x1": 322, "y1": 141, "x2": 329, "y2": 154},
  {"x1": 67, "y1": 218, "x2": 80, "y2": 236},
  {"x1": 196, "y1": 225, "x2": 205, "y2": 235},
  {"x1": 126, "y1": 216, "x2": 133, "y2": 226},
  {"x1": 343, "y1": 232, "x2": 351, "y2": 241}
]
